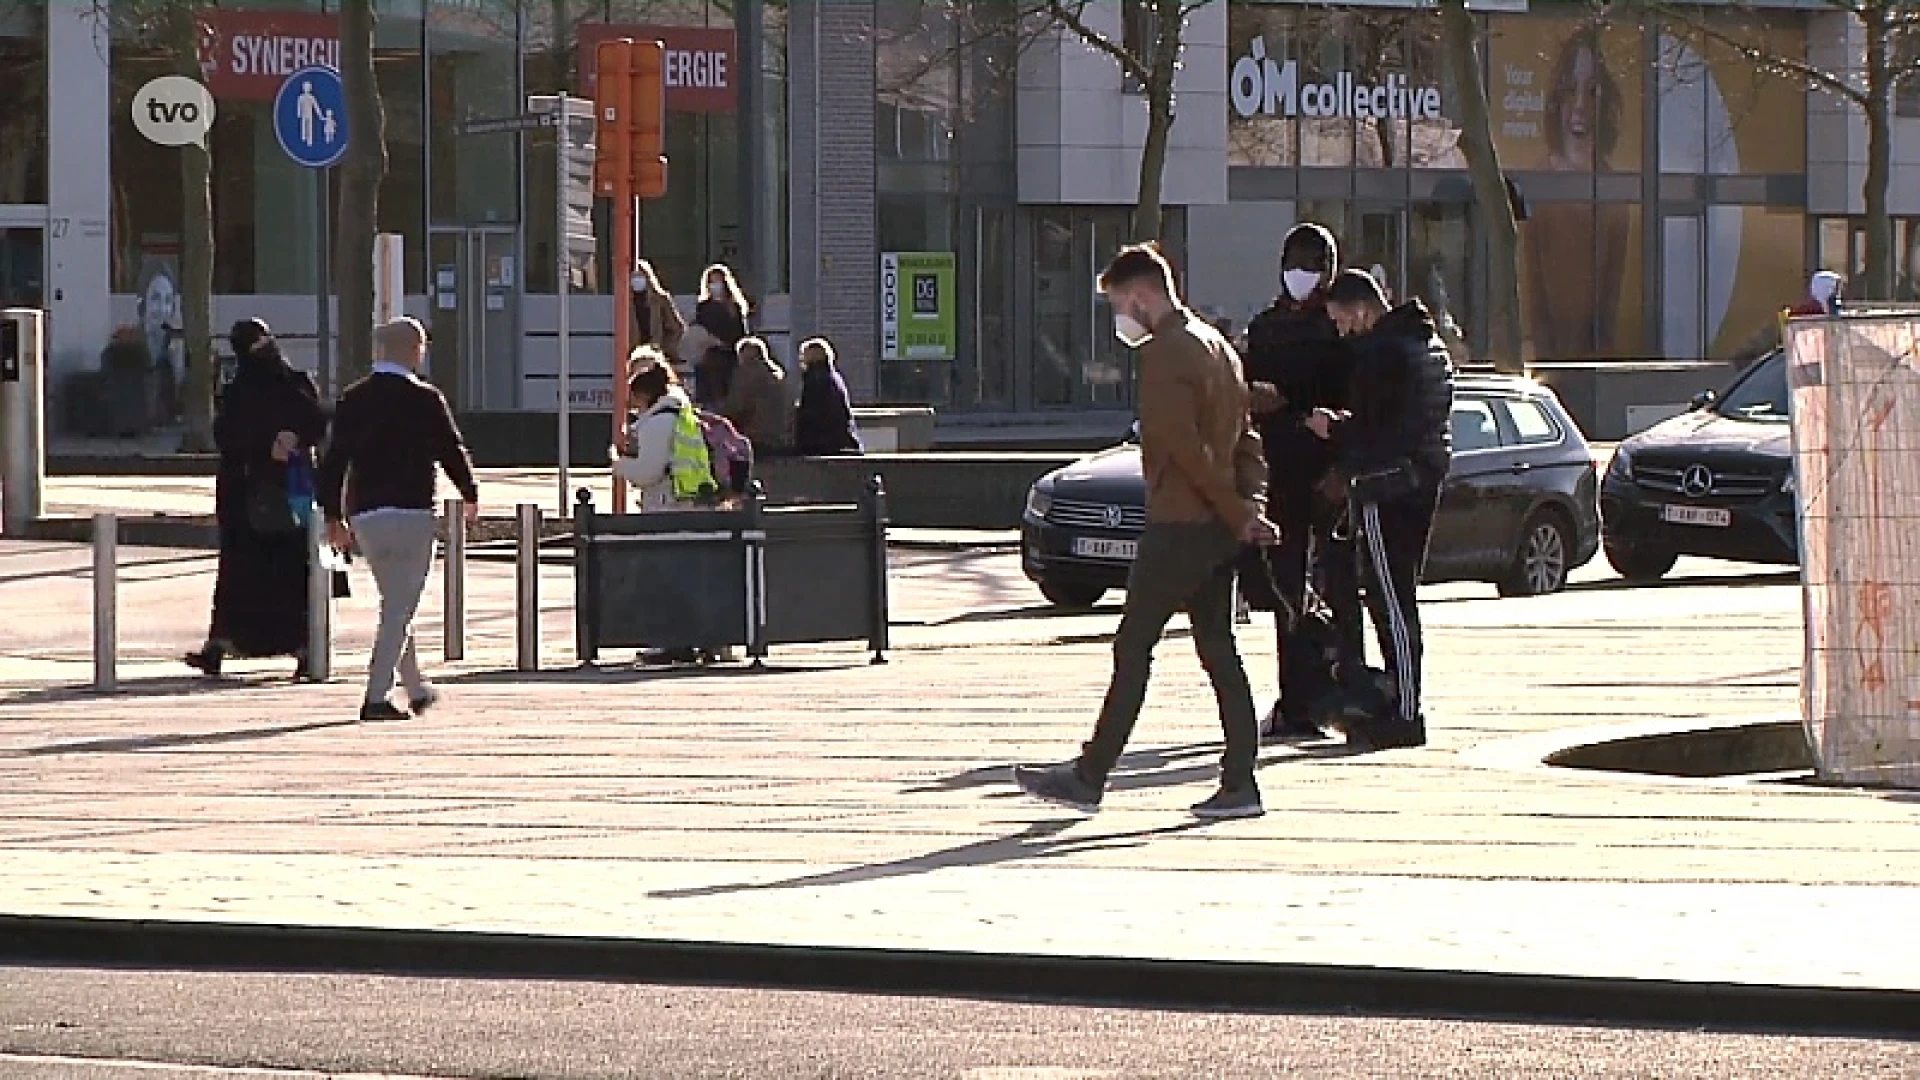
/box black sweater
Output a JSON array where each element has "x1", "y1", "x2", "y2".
[
  {"x1": 317, "y1": 369, "x2": 479, "y2": 520},
  {"x1": 1243, "y1": 295, "x2": 1350, "y2": 501},
  {"x1": 1330, "y1": 301, "x2": 1454, "y2": 478}
]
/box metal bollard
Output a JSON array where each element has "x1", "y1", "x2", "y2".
[
  {"x1": 443, "y1": 498, "x2": 466, "y2": 662},
  {"x1": 1, "y1": 308, "x2": 47, "y2": 536},
  {"x1": 515, "y1": 503, "x2": 541, "y2": 672},
  {"x1": 91, "y1": 513, "x2": 116, "y2": 692},
  {"x1": 305, "y1": 511, "x2": 332, "y2": 682}
]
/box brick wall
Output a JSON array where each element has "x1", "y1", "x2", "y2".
[{"x1": 788, "y1": 0, "x2": 878, "y2": 402}]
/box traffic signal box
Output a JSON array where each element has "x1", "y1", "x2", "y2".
[{"x1": 593, "y1": 38, "x2": 668, "y2": 201}]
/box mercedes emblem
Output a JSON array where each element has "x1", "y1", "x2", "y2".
[{"x1": 1680, "y1": 464, "x2": 1714, "y2": 498}]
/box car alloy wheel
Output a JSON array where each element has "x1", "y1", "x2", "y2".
[{"x1": 1499, "y1": 513, "x2": 1571, "y2": 597}]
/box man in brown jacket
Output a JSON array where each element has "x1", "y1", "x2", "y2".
[{"x1": 1016, "y1": 244, "x2": 1278, "y2": 820}]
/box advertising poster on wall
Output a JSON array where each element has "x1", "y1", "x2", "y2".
[
  {"x1": 880, "y1": 252, "x2": 956, "y2": 362},
  {"x1": 1491, "y1": 15, "x2": 1644, "y2": 358}
]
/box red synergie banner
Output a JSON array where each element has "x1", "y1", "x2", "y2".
[
  {"x1": 197, "y1": 9, "x2": 342, "y2": 102},
  {"x1": 576, "y1": 24, "x2": 739, "y2": 114}
]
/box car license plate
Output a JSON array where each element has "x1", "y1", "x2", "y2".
[
  {"x1": 1072, "y1": 537, "x2": 1138, "y2": 561},
  {"x1": 1662, "y1": 505, "x2": 1732, "y2": 528}
]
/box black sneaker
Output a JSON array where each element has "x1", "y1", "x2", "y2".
[
  {"x1": 1261, "y1": 703, "x2": 1326, "y2": 743},
  {"x1": 1347, "y1": 716, "x2": 1428, "y2": 751},
  {"x1": 1191, "y1": 785, "x2": 1265, "y2": 820},
  {"x1": 408, "y1": 687, "x2": 441, "y2": 716},
  {"x1": 1013, "y1": 763, "x2": 1103, "y2": 814},
  {"x1": 359, "y1": 701, "x2": 410, "y2": 723}
]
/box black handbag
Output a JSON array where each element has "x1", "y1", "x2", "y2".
[
  {"x1": 243, "y1": 467, "x2": 301, "y2": 535},
  {"x1": 1346, "y1": 458, "x2": 1421, "y2": 506}
]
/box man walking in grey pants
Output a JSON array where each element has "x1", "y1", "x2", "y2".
[
  {"x1": 1015, "y1": 244, "x2": 1279, "y2": 820},
  {"x1": 317, "y1": 317, "x2": 480, "y2": 722}
]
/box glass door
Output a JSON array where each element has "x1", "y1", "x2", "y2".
[
  {"x1": 1024, "y1": 207, "x2": 1135, "y2": 411},
  {"x1": 0, "y1": 226, "x2": 44, "y2": 309},
  {"x1": 427, "y1": 228, "x2": 521, "y2": 412}
]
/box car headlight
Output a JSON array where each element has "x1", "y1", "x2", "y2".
[
  {"x1": 1604, "y1": 446, "x2": 1632, "y2": 481},
  {"x1": 1025, "y1": 486, "x2": 1054, "y2": 520},
  {"x1": 1782, "y1": 471, "x2": 1795, "y2": 495}
]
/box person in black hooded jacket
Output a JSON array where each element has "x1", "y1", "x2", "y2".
[
  {"x1": 1312, "y1": 270, "x2": 1454, "y2": 749},
  {"x1": 1240, "y1": 222, "x2": 1360, "y2": 739}
]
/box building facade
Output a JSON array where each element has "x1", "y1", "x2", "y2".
[{"x1": 0, "y1": 1, "x2": 1913, "y2": 431}]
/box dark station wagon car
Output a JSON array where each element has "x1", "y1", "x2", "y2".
[
  {"x1": 1021, "y1": 373, "x2": 1603, "y2": 606},
  {"x1": 1600, "y1": 348, "x2": 1797, "y2": 581}
]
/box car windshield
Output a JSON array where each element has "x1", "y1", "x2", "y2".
[{"x1": 1714, "y1": 352, "x2": 1789, "y2": 423}]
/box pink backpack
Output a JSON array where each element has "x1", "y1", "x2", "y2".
[{"x1": 695, "y1": 408, "x2": 753, "y2": 495}]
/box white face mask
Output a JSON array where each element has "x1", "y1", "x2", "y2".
[
  {"x1": 1114, "y1": 312, "x2": 1153, "y2": 348},
  {"x1": 630, "y1": 274, "x2": 649, "y2": 294},
  {"x1": 1282, "y1": 269, "x2": 1322, "y2": 302}
]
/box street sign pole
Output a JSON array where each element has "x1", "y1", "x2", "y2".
[
  {"x1": 556, "y1": 91, "x2": 572, "y2": 517},
  {"x1": 316, "y1": 168, "x2": 332, "y2": 398}
]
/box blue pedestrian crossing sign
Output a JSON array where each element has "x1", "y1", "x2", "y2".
[{"x1": 273, "y1": 66, "x2": 348, "y2": 169}]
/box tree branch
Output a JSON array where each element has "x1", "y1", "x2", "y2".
[
  {"x1": 1043, "y1": 0, "x2": 1153, "y2": 87},
  {"x1": 1646, "y1": 1, "x2": 1868, "y2": 105}
]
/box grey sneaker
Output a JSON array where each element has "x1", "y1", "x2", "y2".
[
  {"x1": 1013, "y1": 762, "x2": 1103, "y2": 814},
  {"x1": 1191, "y1": 785, "x2": 1265, "y2": 820},
  {"x1": 408, "y1": 687, "x2": 441, "y2": 716}
]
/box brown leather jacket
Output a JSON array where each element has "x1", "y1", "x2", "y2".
[
  {"x1": 631, "y1": 289, "x2": 686, "y2": 363},
  {"x1": 1136, "y1": 308, "x2": 1266, "y2": 533},
  {"x1": 722, "y1": 350, "x2": 794, "y2": 454}
]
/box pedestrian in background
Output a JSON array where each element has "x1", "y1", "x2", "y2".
[
  {"x1": 629, "y1": 258, "x2": 686, "y2": 368},
  {"x1": 693, "y1": 263, "x2": 751, "y2": 406},
  {"x1": 185, "y1": 318, "x2": 328, "y2": 680},
  {"x1": 317, "y1": 316, "x2": 480, "y2": 723},
  {"x1": 722, "y1": 336, "x2": 794, "y2": 458},
  {"x1": 1015, "y1": 243, "x2": 1278, "y2": 821},
  {"x1": 1242, "y1": 222, "x2": 1359, "y2": 740},
  {"x1": 1316, "y1": 269, "x2": 1454, "y2": 750},
  {"x1": 793, "y1": 337, "x2": 864, "y2": 457}
]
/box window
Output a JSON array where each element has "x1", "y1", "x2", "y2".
[
  {"x1": 1500, "y1": 398, "x2": 1563, "y2": 445},
  {"x1": 1713, "y1": 350, "x2": 1789, "y2": 423},
  {"x1": 1451, "y1": 399, "x2": 1503, "y2": 452}
]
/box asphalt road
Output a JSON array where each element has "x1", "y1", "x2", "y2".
[{"x1": 1, "y1": 968, "x2": 1914, "y2": 1079}]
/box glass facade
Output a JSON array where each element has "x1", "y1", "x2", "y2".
[{"x1": 0, "y1": 3, "x2": 47, "y2": 207}]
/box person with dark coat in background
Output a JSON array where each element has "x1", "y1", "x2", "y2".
[
  {"x1": 1240, "y1": 222, "x2": 1359, "y2": 739},
  {"x1": 184, "y1": 319, "x2": 329, "y2": 679},
  {"x1": 793, "y1": 337, "x2": 864, "y2": 456},
  {"x1": 692, "y1": 263, "x2": 751, "y2": 406},
  {"x1": 1315, "y1": 270, "x2": 1455, "y2": 750},
  {"x1": 721, "y1": 336, "x2": 794, "y2": 457}
]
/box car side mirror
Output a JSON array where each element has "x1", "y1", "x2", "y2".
[{"x1": 1689, "y1": 390, "x2": 1717, "y2": 412}]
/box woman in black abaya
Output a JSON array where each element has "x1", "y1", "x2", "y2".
[{"x1": 184, "y1": 319, "x2": 328, "y2": 678}]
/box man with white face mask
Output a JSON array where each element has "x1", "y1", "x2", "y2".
[
  {"x1": 1241, "y1": 222, "x2": 1361, "y2": 741},
  {"x1": 1015, "y1": 243, "x2": 1278, "y2": 821}
]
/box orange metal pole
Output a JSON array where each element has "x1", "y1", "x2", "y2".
[{"x1": 611, "y1": 189, "x2": 633, "y2": 511}]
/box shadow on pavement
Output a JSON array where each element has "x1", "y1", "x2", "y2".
[
  {"x1": 0, "y1": 673, "x2": 296, "y2": 708},
  {"x1": 649, "y1": 817, "x2": 1212, "y2": 900},
  {"x1": 9, "y1": 717, "x2": 359, "y2": 757},
  {"x1": 930, "y1": 603, "x2": 1124, "y2": 627},
  {"x1": 442, "y1": 661, "x2": 870, "y2": 686},
  {"x1": 1563, "y1": 570, "x2": 1799, "y2": 594},
  {"x1": 904, "y1": 739, "x2": 1370, "y2": 796},
  {"x1": 0, "y1": 551, "x2": 214, "y2": 587}
]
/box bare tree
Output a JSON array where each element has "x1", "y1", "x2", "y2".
[
  {"x1": 1637, "y1": 0, "x2": 1920, "y2": 300},
  {"x1": 333, "y1": 0, "x2": 387, "y2": 386},
  {"x1": 1439, "y1": 0, "x2": 1522, "y2": 372},
  {"x1": 901, "y1": 0, "x2": 1207, "y2": 243}
]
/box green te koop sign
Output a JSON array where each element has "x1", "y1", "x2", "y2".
[{"x1": 880, "y1": 252, "x2": 956, "y2": 361}]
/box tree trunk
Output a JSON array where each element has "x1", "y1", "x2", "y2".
[
  {"x1": 1130, "y1": 0, "x2": 1184, "y2": 243},
  {"x1": 1861, "y1": 5, "x2": 1894, "y2": 301},
  {"x1": 166, "y1": 5, "x2": 217, "y2": 451},
  {"x1": 1439, "y1": 0, "x2": 1523, "y2": 373},
  {"x1": 334, "y1": 0, "x2": 388, "y2": 386}
]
